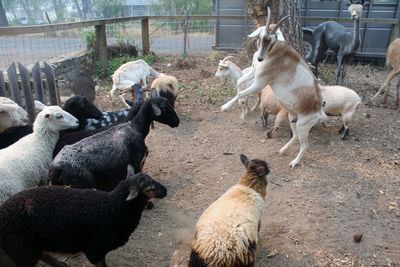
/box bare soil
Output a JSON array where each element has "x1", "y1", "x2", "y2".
[{"x1": 58, "y1": 56, "x2": 400, "y2": 267}]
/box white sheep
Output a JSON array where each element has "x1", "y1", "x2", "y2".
[
  {"x1": 0, "y1": 97, "x2": 29, "y2": 133},
  {"x1": 0, "y1": 101, "x2": 79, "y2": 203},
  {"x1": 259, "y1": 85, "x2": 361, "y2": 139},
  {"x1": 188, "y1": 154, "x2": 269, "y2": 267},
  {"x1": 109, "y1": 59, "x2": 164, "y2": 105}
]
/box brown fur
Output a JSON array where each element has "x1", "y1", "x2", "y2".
[
  {"x1": 239, "y1": 173, "x2": 267, "y2": 199},
  {"x1": 292, "y1": 85, "x2": 322, "y2": 114}
]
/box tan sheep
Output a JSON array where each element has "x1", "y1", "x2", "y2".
[
  {"x1": 188, "y1": 154, "x2": 269, "y2": 267},
  {"x1": 150, "y1": 75, "x2": 179, "y2": 108}
]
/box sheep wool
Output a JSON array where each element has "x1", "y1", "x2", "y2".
[{"x1": 189, "y1": 154, "x2": 269, "y2": 267}]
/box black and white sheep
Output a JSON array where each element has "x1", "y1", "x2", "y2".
[
  {"x1": 0, "y1": 169, "x2": 167, "y2": 267},
  {"x1": 0, "y1": 95, "x2": 102, "y2": 149},
  {"x1": 85, "y1": 83, "x2": 143, "y2": 130},
  {"x1": 50, "y1": 96, "x2": 179, "y2": 191},
  {"x1": 53, "y1": 101, "x2": 143, "y2": 158},
  {"x1": 0, "y1": 101, "x2": 79, "y2": 203},
  {"x1": 188, "y1": 154, "x2": 269, "y2": 267}
]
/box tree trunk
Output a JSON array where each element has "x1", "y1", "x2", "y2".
[
  {"x1": 73, "y1": 0, "x2": 84, "y2": 20},
  {"x1": 246, "y1": 0, "x2": 304, "y2": 56},
  {"x1": 0, "y1": 0, "x2": 8, "y2": 26}
]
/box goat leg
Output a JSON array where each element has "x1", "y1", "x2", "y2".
[{"x1": 369, "y1": 68, "x2": 398, "y2": 105}]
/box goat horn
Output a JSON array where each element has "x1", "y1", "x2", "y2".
[
  {"x1": 271, "y1": 15, "x2": 290, "y2": 34},
  {"x1": 221, "y1": 55, "x2": 235, "y2": 63},
  {"x1": 265, "y1": 7, "x2": 271, "y2": 30}
]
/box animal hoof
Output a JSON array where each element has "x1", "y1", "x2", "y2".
[
  {"x1": 266, "y1": 132, "x2": 272, "y2": 139},
  {"x1": 289, "y1": 160, "x2": 299, "y2": 168},
  {"x1": 279, "y1": 149, "x2": 285, "y2": 155}
]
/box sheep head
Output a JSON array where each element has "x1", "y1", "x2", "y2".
[
  {"x1": 0, "y1": 97, "x2": 29, "y2": 132},
  {"x1": 247, "y1": 7, "x2": 289, "y2": 62},
  {"x1": 126, "y1": 172, "x2": 167, "y2": 201},
  {"x1": 239, "y1": 154, "x2": 269, "y2": 199},
  {"x1": 34, "y1": 102, "x2": 79, "y2": 133}
]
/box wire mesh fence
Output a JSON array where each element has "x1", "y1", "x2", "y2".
[
  {"x1": 0, "y1": 28, "x2": 93, "y2": 70},
  {"x1": 0, "y1": 17, "x2": 217, "y2": 71}
]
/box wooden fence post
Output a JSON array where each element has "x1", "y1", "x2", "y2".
[
  {"x1": 141, "y1": 18, "x2": 150, "y2": 55},
  {"x1": 95, "y1": 23, "x2": 108, "y2": 77},
  {"x1": 18, "y1": 63, "x2": 35, "y2": 123},
  {"x1": 7, "y1": 63, "x2": 22, "y2": 106},
  {"x1": 0, "y1": 71, "x2": 6, "y2": 97}
]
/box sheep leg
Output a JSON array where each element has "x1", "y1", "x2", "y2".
[
  {"x1": 261, "y1": 112, "x2": 269, "y2": 128},
  {"x1": 335, "y1": 55, "x2": 343, "y2": 85},
  {"x1": 267, "y1": 110, "x2": 288, "y2": 138},
  {"x1": 382, "y1": 81, "x2": 392, "y2": 107},
  {"x1": 340, "y1": 112, "x2": 354, "y2": 140},
  {"x1": 369, "y1": 68, "x2": 398, "y2": 105},
  {"x1": 41, "y1": 253, "x2": 67, "y2": 267},
  {"x1": 289, "y1": 113, "x2": 320, "y2": 168},
  {"x1": 279, "y1": 113, "x2": 298, "y2": 155}
]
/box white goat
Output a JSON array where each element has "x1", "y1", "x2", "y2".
[
  {"x1": 0, "y1": 101, "x2": 79, "y2": 203},
  {"x1": 0, "y1": 97, "x2": 29, "y2": 133},
  {"x1": 221, "y1": 8, "x2": 327, "y2": 168},
  {"x1": 109, "y1": 59, "x2": 164, "y2": 105},
  {"x1": 260, "y1": 85, "x2": 361, "y2": 139},
  {"x1": 215, "y1": 55, "x2": 256, "y2": 119}
]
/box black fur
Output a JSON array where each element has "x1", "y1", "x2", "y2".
[
  {"x1": 188, "y1": 250, "x2": 208, "y2": 267},
  {"x1": 0, "y1": 172, "x2": 166, "y2": 267},
  {"x1": 53, "y1": 102, "x2": 142, "y2": 158},
  {"x1": 50, "y1": 97, "x2": 179, "y2": 191},
  {"x1": 159, "y1": 90, "x2": 176, "y2": 108},
  {"x1": 0, "y1": 96, "x2": 102, "y2": 149}
]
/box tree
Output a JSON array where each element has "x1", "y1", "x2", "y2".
[
  {"x1": 246, "y1": 0, "x2": 303, "y2": 55},
  {"x1": 93, "y1": 0, "x2": 124, "y2": 18},
  {"x1": 0, "y1": 0, "x2": 8, "y2": 26},
  {"x1": 51, "y1": 0, "x2": 67, "y2": 22}
]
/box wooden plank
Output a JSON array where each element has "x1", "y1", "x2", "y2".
[
  {"x1": 43, "y1": 62, "x2": 58, "y2": 106},
  {"x1": 18, "y1": 63, "x2": 35, "y2": 123},
  {"x1": 32, "y1": 62, "x2": 45, "y2": 103},
  {"x1": 0, "y1": 71, "x2": 6, "y2": 97},
  {"x1": 141, "y1": 18, "x2": 150, "y2": 55},
  {"x1": 6, "y1": 63, "x2": 22, "y2": 106},
  {"x1": 95, "y1": 23, "x2": 108, "y2": 78}
]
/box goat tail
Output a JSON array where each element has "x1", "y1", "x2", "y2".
[{"x1": 148, "y1": 64, "x2": 164, "y2": 78}]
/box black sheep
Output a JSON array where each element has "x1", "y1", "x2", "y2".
[
  {"x1": 53, "y1": 101, "x2": 143, "y2": 158},
  {"x1": 0, "y1": 96, "x2": 102, "y2": 149},
  {"x1": 0, "y1": 170, "x2": 167, "y2": 267},
  {"x1": 50, "y1": 97, "x2": 179, "y2": 191}
]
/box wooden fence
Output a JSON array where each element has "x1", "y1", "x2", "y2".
[
  {"x1": 0, "y1": 62, "x2": 60, "y2": 123},
  {"x1": 0, "y1": 15, "x2": 398, "y2": 73}
]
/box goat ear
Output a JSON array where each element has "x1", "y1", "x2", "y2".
[
  {"x1": 34, "y1": 100, "x2": 47, "y2": 111},
  {"x1": 0, "y1": 103, "x2": 18, "y2": 112},
  {"x1": 275, "y1": 29, "x2": 285, "y2": 42},
  {"x1": 151, "y1": 103, "x2": 162, "y2": 116},
  {"x1": 126, "y1": 186, "x2": 139, "y2": 201},
  {"x1": 240, "y1": 154, "x2": 249, "y2": 166},
  {"x1": 247, "y1": 27, "x2": 264, "y2": 38}
]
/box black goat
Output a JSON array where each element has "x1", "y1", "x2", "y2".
[
  {"x1": 73, "y1": 72, "x2": 97, "y2": 103},
  {"x1": 310, "y1": 3, "x2": 363, "y2": 85},
  {"x1": 0, "y1": 95, "x2": 102, "y2": 149},
  {"x1": 0, "y1": 170, "x2": 166, "y2": 267},
  {"x1": 49, "y1": 97, "x2": 179, "y2": 191}
]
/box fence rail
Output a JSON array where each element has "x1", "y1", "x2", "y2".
[{"x1": 0, "y1": 15, "x2": 398, "y2": 71}]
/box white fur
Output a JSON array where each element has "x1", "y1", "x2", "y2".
[
  {"x1": 0, "y1": 97, "x2": 29, "y2": 133},
  {"x1": 221, "y1": 15, "x2": 325, "y2": 168},
  {"x1": 0, "y1": 102, "x2": 79, "y2": 203},
  {"x1": 109, "y1": 59, "x2": 164, "y2": 104}
]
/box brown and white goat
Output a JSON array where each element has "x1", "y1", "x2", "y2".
[
  {"x1": 221, "y1": 8, "x2": 327, "y2": 167},
  {"x1": 369, "y1": 38, "x2": 400, "y2": 108}
]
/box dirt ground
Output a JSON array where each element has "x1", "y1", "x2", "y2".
[{"x1": 59, "y1": 55, "x2": 400, "y2": 267}]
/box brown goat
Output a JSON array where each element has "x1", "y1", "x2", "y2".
[{"x1": 369, "y1": 38, "x2": 400, "y2": 108}]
